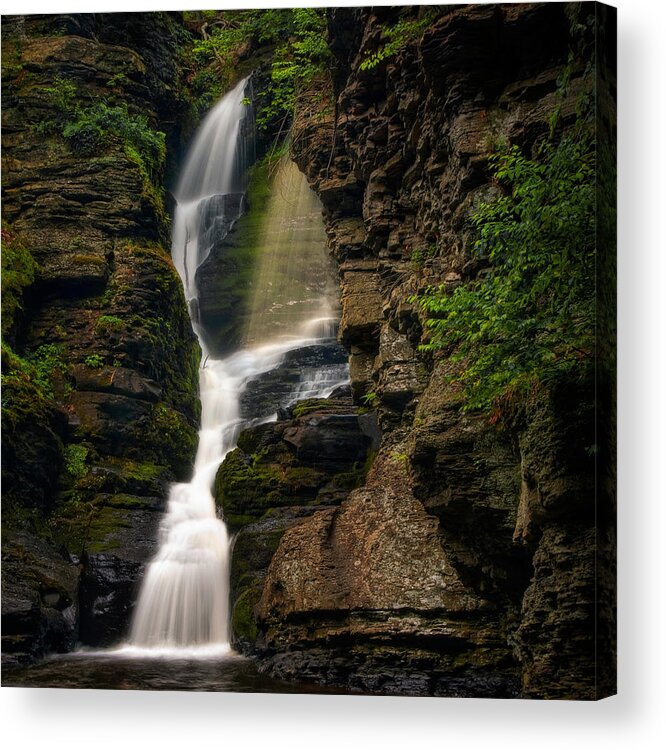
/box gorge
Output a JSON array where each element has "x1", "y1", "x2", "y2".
[{"x1": 1, "y1": 4, "x2": 616, "y2": 700}]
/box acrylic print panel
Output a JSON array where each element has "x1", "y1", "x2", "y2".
[{"x1": 0, "y1": 2, "x2": 616, "y2": 700}]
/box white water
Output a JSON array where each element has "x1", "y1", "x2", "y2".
[{"x1": 128, "y1": 80, "x2": 347, "y2": 653}]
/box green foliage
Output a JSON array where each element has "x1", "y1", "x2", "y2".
[
  {"x1": 62, "y1": 101, "x2": 165, "y2": 173},
  {"x1": 124, "y1": 143, "x2": 168, "y2": 227},
  {"x1": 187, "y1": 8, "x2": 330, "y2": 130},
  {"x1": 413, "y1": 125, "x2": 595, "y2": 413},
  {"x1": 84, "y1": 354, "x2": 104, "y2": 368},
  {"x1": 410, "y1": 244, "x2": 436, "y2": 267},
  {"x1": 1, "y1": 225, "x2": 38, "y2": 339},
  {"x1": 27, "y1": 344, "x2": 69, "y2": 398},
  {"x1": 359, "y1": 8, "x2": 441, "y2": 71},
  {"x1": 1, "y1": 39, "x2": 24, "y2": 80},
  {"x1": 36, "y1": 76, "x2": 166, "y2": 220},
  {"x1": 42, "y1": 75, "x2": 77, "y2": 113},
  {"x1": 291, "y1": 399, "x2": 326, "y2": 418},
  {"x1": 64, "y1": 444, "x2": 89, "y2": 480},
  {"x1": 361, "y1": 391, "x2": 379, "y2": 408},
  {"x1": 261, "y1": 8, "x2": 330, "y2": 128},
  {"x1": 106, "y1": 72, "x2": 128, "y2": 89},
  {"x1": 1, "y1": 344, "x2": 55, "y2": 431},
  {"x1": 95, "y1": 315, "x2": 123, "y2": 335}
]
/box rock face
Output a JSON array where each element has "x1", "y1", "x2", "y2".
[
  {"x1": 247, "y1": 4, "x2": 615, "y2": 698},
  {"x1": 1, "y1": 13, "x2": 199, "y2": 658},
  {"x1": 215, "y1": 394, "x2": 373, "y2": 653},
  {"x1": 239, "y1": 342, "x2": 349, "y2": 420}
]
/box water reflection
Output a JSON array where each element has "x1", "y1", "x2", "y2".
[{"x1": 2, "y1": 652, "x2": 349, "y2": 694}]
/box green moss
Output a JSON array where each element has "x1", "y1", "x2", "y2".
[
  {"x1": 49, "y1": 496, "x2": 136, "y2": 555},
  {"x1": 1, "y1": 224, "x2": 38, "y2": 340},
  {"x1": 291, "y1": 399, "x2": 326, "y2": 418},
  {"x1": 104, "y1": 493, "x2": 155, "y2": 509},
  {"x1": 231, "y1": 587, "x2": 260, "y2": 643},
  {"x1": 146, "y1": 402, "x2": 198, "y2": 478},
  {"x1": 99, "y1": 241, "x2": 200, "y2": 424},
  {"x1": 70, "y1": 253, "x2": 107, "y2": 267},
  {"x1": 103, "y1": 457, "x2": 166, "y2": 483},
  {"x1": 124, "y1": 143, "x2": 169, "y2": 232},
  {"x1": 1, "y1": 344, "x2": 65, "y2": 507},
  {"x1": 1, "y1": 38, "x2": 24, "y2": 79},
  {"x1": 216, "y1": 446, "x2": 326, "y2": 528},
  {"x1": 94, "y1": 314, "x2": 123, "y2": 335}
]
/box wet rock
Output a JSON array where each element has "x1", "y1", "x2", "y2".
[
  {"x1": 1, "y1": 528, "x2": 79, "y2": 662},
  {"x1": 279, "y1": 2, "x2": 609, "y2": 698},
  {"x1": 71, "y1": 365, "x2": 162, "y2": 402},
  {"x1": 218, "y1": 394, "x2": 373, "y2": 653},
  {"x1": 217, "y1": 394, "x2": 371, "y2": 530},
  {"x1": 239, "y1": 342, "x2": 348, "y2": 421}
]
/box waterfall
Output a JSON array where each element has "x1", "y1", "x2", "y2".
[
  {"x1": 127, "y1": 79, "x2": 252, "y2": 651},
  {"x1": 126, "y1": 79, "x2": 348, "y2": 654},
  {"x1": 244, "y1": 156, "x2": 338, "y2": 347}
]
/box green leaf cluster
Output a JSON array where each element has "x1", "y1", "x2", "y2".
[
  {"x1": 359, "y1": 7, "x2": 442, "y2": 71},
  {"x1": 413, "y1": 124, "x2": 596, "y2": 413},
  {"x1": 64, "y1": 444, "x2": 89, "y2": 480},
  {"x1": 37, "y1": 76, "x2": 166, "y2": 186},
  {"x1": 1, "y1": 224, "x2": 38, "y2": 339},
  {"x1": 187, "y1": 8, "x2": 330, "y2": 130},
  {"x1": 62, "y1": 101, "x2": 165, "y2": 174},
  {"x1": 83, "y1": 354, "x2": 104, "y2": 369},
  {"x1": 1, "y1": 341, "x2": 69, "y2": 437}
]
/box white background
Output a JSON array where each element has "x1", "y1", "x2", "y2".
[{"x1": 1, "y1": 0, "x2": 664, "y2": 747}]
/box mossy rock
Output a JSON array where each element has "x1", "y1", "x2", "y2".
[
  {"x1": 145, "y1": 402, "x2": 198, "y2": 480},
  {"x1": 50, "y1": 492, "x2": 160, "y2": 557},
  {"x1": 216, "y1": 447, "x2": 326, "y2": 527},
  {"x1": 1, "y1": 344, "x2": 66, "y2": 510},
  {"x1": 231, "y1": 587, "x2": 261, "y2": 645},
  {"x1": 92, "y1": 456, "x2": 170, "y2": 496},
  {"x1": 1, "y1": 223, "x2": 38, "y2": 343}
]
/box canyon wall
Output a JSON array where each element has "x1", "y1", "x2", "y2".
[
  {"x1": 237, "y1": 3, "x2": 615, "y2": 699},
  {"x1": 1, "y1": 13, "x2": 199, "y2": 658}
]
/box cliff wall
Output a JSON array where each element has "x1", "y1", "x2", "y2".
[
  {"x1": 1, "y1": 13, "x2": 199, "y2": 658},
  {"x1": 248, "y1": 3, "x2": 615, "y2": 699}
]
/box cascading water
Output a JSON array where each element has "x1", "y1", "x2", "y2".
[
  {"x1": 127, "y1": 79, "x2": 252, "y2": 651},
  {"x1": 126, "y1": 78, "x2": 348, "y2": 653},
  {"x1": 244, "y1": 155, "x2": 337, "y2": 347}
]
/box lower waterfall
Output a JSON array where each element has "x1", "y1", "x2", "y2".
[{"x1": 125, "y1": 80, "x2": 346, "y2": 652}]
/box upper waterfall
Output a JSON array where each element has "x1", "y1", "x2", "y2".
[
  {"x1": 175, "y1": 77, "x2": 252, "y2": 202},
  {"x1": 172, "y1": 77, "x2": 252, "y2": 334}
]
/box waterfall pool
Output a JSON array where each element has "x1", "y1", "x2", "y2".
[{"x1": 1, "y1": 652, "x2": 349, "y2": 694}]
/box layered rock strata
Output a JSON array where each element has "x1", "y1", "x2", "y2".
[
  {"x1": 216, "y1": 393, "x2": 374, "y2": 654},
  {"x1": 240, "y1": 3, "x2": 615, "y2": 699},
  {"x1": 1, "y1": 13, "x2": 198, "y2": 657}
]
